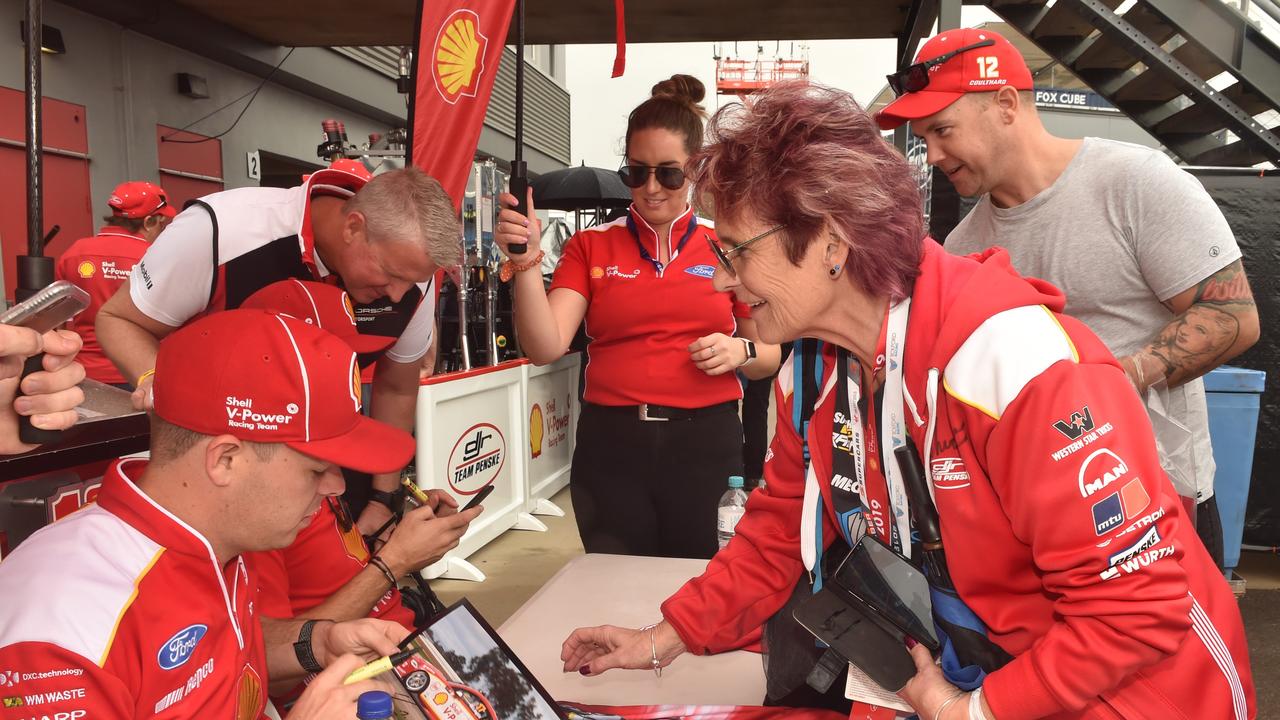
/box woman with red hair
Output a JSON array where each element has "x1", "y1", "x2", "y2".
[{"x1": 559, "y1": 83, "x2": 1254, "y2": 720}]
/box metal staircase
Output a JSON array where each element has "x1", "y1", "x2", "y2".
[{"x1": 986, "y1": 0, "x2": 1280, "y2": 166}]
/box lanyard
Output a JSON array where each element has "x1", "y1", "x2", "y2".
[
  {"x1": 626, "y1": 212, "x2": 698, "y2": 274},
  {"x1": 821, "y1": 298, "x2": 914, "y2": 557}
]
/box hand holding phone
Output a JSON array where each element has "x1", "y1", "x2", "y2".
[
  {"x1": 2, "y1": 281, "x2": 90, "y2": 445},
  {"x1": 460, "y1": 484, "x2": 495, "y2": 513}
]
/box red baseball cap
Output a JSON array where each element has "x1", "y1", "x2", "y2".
[
  {"x1": 876, "y1": 27, "x2": 1033, "y2": 130},
  {"x1": 240, "y1": 279, "x2": 394, "y2": 355},
  {"x1": 108, "y1": 181, "x2": 177, "y2": 219},
  {"x1": 153, "y1": 309, "x2": 414, "y2": 474}
]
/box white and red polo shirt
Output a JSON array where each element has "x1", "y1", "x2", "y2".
[
  {"x1": 0, "y1": 459, "x2": 269, "y2": 719},
  {"x1": 551, "y1": 205, "x2": 749, "y2": 408},
  {"x1": 54, "y1": 227, "x2": 151, "y2": 384}
]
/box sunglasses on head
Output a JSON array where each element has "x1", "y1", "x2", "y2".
[
  {"x1": 886, "y1": 38, "x2": 996, "y2": 96},
  {"x1": 618, "y1": 164, "x2": 687, "y2": 191}
]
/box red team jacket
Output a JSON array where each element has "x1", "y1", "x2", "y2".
[
  {"x1": 54, "y1": 227, "x2": 150, "y2": 384},
  {"x1": 0, "y1": 460, "x2": 269, "y2": 719},
  {"x1": 662, "y1": 240, "x2": 1254, "y2": 719},
  {"x1": 551, "y1": 205, "x2": 749, "y2": 408}
]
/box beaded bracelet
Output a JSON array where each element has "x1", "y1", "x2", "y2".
[{"x1": 499, "y1": 250, "x2": 546, "y2": 282}]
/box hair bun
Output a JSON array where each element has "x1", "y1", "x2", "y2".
[{"x1": 652, "y1": 74, "x2": 706, "y2": 105}]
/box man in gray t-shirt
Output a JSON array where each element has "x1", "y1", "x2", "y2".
[{"x1": 876, "y1": 29, "x2": 1260, "y2": 568}]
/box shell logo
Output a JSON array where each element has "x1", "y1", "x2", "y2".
[
  {"x1": 433, "y1": 9, "x2": 488, "y2": 105},
  {"x1": 342, "y1": 292, "x2": 356, "y2": 326},
  {"x1": 236, "y1": 664, "x2": 263, "y2": 720},
  {"x1": 590, "y1": 266, "x2": 605, "y2": 279},
  {"x1": 77, "y1": 261, "x2": 96, "y2": 278},
  {"x1": 350, "y1": 355, "x2": 363, "y2": 412},
  {"x1": 529, "y1": 403, "x2": 544, "y2": 459}
]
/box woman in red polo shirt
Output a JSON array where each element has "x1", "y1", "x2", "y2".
[{"x1": 496, "y1": 75, "x2": 780, "y2": 559}]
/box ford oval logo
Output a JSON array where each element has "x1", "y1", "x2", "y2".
[
  {"x1": 157, "y1": 624, "x2": 207, "y2": 670},
  {"x1": 684, "y1": 264, "x2": 716, "y2": 279}
]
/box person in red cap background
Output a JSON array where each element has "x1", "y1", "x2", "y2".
[
  {"x1": 876, "y1": 27, "x2": 1259, "y2": 571},
  {"x1": 0, "y1": 308, "x2": 416, "y2": 719},
  {"x1": 55, "y1": 180, "x2": 176, "y2": 386},
  {"x1": 238, "y1": 279, "x2": 479, "y2": 709}
]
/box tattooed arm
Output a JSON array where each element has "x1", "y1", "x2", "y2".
[{"x1": 1119, "y1": 259, "x2": 1259, "y2": 392}]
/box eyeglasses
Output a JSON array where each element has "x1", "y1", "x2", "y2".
[
  {"x1": 618, "y1": 164, "x2": 686, "y2": 191},
  {"x1": 707, "y1": 224, "x2": 786, "y2": 277},
  {"x1": 886, "y1": 38, "x2": 995, "y2": 96}
]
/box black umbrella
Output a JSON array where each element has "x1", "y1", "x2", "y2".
[{"x1": 531, "y1": 163, "x2": 633, "y2": 211}]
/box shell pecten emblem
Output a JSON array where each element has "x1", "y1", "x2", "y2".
[{"x1": 433, "y1": 9, "x2": 488, "y2": 104}]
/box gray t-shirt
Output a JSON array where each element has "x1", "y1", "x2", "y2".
[{"x1": 946, "y1": 137, "x2": 1240, "y2": 500}]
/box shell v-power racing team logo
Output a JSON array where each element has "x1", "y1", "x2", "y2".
[{"x1": 433, "y1": 8, "x2": 488, "y2": 104}]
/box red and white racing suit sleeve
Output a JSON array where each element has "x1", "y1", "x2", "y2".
[
  {"x1": 978, "y1": 360, "x2": 1193, "y2": 720},
  {"x1": 128, "y1": 209, "x2": 217, "y2": 327},
  {"x1": 661, "y1": 382, "x2": 840, "y2": 655},
  {"x1": 0, "y1": 642, "x2": 133, "y2": 719}
]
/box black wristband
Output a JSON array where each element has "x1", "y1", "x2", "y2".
[
  {"x1": 369, "y1": 555, "x2": 399, "y2": 590},
  {"x1": 368, "y1": 488, "x2": 404, "y2": 513},
  {"x1": 293, "y1": 619, "x2": 325, "y2": 674}
]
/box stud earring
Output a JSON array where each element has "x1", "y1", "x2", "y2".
[{"x1": 829, "y1": 264, "x2": 841, "y2": 277}]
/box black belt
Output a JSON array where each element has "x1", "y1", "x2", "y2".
[{"x1": 586, "y1": 400, "x2": 738, "y2": 422}]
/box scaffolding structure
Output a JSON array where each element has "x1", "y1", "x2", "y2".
[{"x1": 714, "y1": 42, "x2": 809, "y2": 99}]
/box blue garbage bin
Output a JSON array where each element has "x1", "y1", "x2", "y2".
[{"x1": 1203, "y1": 365, "x2": 1266, "y2": 573}]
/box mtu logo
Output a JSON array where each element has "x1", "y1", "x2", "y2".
[{"x1": 158, "y1": 624, "x2": 207, "y2": 670}]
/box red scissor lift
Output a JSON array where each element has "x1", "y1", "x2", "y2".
[{"x1": 715, "y1": 47, "x2": 810, "y2": 99}]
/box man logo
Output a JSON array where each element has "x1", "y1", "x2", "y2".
[
  {"x1": 77, "y1": 261, "x2": 95, "y2": 278},
  {"x1": 433, "y1": 9, "x2": 488, "y2": 104},
  {"x1": 1078, "y1": 448, "x2": 1128, "y2": 498},
  {"x1": 1053, "y1": 406, "x2": 1094, "y2": 440}
]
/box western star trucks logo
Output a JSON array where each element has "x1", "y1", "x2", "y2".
[
  {"x1": 1053, "y1": 406, "x2": 1094, "y2": 440},
  {"x1": 447, "y1": 423, "x2": 506, "y2": 492}
]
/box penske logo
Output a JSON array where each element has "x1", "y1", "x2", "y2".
[
  {"x1": 433, "y1": 9, "x2": 488, "y2": 104},
  {"x1": 930, "y1": 457, "x2": 971, "y2": 490}
]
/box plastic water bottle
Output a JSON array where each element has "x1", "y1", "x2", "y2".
[
  {"x1": 356, "y1": 690, "x2": 394, "y2": 720},
  {"x1": 717, "y1": 475, "x2": 749, "y2": 549}
]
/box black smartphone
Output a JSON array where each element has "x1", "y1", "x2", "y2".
[
  {"x1": 830, "y1": 535, "x2": 939, "y2": 651},
  {"x1": 460, "y1": 483, "x2": 494, "y2": 512}
]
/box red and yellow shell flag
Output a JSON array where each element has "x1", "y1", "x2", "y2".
[{"x1": 411, "y1": 0, "x2": 517, "y2": 209}]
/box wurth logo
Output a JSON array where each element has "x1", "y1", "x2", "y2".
[{"x1": 1053, "y1": 406, "x2": 1095, "y2": 440}]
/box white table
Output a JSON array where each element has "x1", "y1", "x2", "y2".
[{"x1": 499, "y1": 554, "x2": 768, "y2": 706}]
